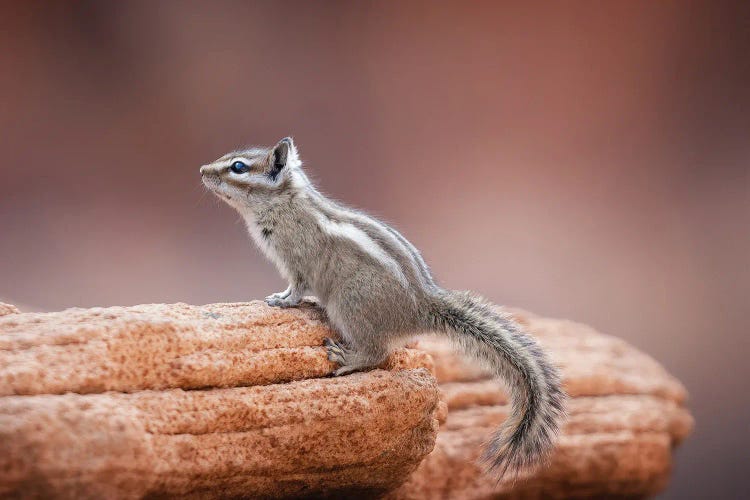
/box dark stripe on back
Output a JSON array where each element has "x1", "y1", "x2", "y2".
[
  {"x1": 306, "y1": 193, "x2": 429, "y2": 287},
  {"x1": 310, "y1": 186, "x2": 435, "y2": 286}
]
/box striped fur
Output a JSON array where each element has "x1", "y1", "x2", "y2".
[
  {"x1": 200, "y1": 137, "x2": 567, "y2": 476},
  {"x1": 430, "y1": 290, "x2": 566, "y2": 475}
]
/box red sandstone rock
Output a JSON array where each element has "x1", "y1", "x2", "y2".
[
  {"x1": 0, "y1": 301, "x2": 440, "y2": 498},
  {"x1": 0, "y1": 302, "x2": 693, "y2": 499},
  {"x1": 392, "y1": 309, "x2": 693, "y2": 499}
]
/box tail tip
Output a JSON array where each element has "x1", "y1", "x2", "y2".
[{"x1": 479, "y1": 425, "x2": 560, "y2": 480}]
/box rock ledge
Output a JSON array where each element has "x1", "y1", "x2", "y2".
[
  {"x1": 0, "y1": 302, "x2": 692, "y2": 499},
  {"x1": 0, "y1": 301, "x2": 440, "y2": 499}
]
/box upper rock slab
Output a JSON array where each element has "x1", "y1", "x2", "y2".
[
  {"x1": 0, "y1": 300, "x2": 431, "y2": 396},
  {"x1": 0, "y1": 301, "x2": 440, "y2": 498}
]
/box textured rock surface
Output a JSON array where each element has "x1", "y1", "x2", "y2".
[
  {"x1": 0, "y1": 302, "x2": 19, "y2": 316},
  {"x1": 0, "y1": 301, "x2": 432, "y2": 396},
  {"x1": 392, "y1": 309, "x2": 694, "y2": 499},
  {"x1": 0, "y1": 301, "x2": 693, "y2": 499},
  {"x1": 0, "y1": 301, "x2": 441, "y2": 499}
]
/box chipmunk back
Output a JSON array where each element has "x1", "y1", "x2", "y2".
[{"x1": 200, "y1": 137, "x2": 566, "y2": 475}]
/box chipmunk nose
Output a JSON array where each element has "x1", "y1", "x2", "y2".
[{"x1": 201, "y1": 164, "x2": 224, "y2": 178}]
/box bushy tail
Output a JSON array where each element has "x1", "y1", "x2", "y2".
[{"x1": 429, "y1": 290, "x2": 566, "y2": 476}]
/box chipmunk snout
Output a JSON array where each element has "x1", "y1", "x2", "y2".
[
  {"x1": 200, "y1": 165, "x2": 222, "y2": 190},
  {"x1": 200, "y1": 165, "x2": 222, "y2": 180}
]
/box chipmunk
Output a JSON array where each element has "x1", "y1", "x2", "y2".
[{"x1": 200, "y1": 137, "x2": 566, "y2": 475}]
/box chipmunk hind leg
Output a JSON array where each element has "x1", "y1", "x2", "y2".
[
  {"x1": 324, "y1": 322, "x2": 391, "y2": 376},
  {"x1": 323, "y1": 278, "x2": 410, "y2": 376}
]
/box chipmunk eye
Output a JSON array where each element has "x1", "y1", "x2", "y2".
[{"x1": 230, "y1": 161, "x2": 249, "y2": 174}]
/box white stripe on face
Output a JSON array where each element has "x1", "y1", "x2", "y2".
[{"x1": 314, "y1": 213, "x2": 408, "y2": 287}]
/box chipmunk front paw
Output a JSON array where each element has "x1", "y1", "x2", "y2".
[{"x1": 264, "y1": 296, "x2": 301, "y2": 308}]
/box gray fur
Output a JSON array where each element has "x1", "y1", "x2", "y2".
[{"x1": 200, "y1": 137, "x2": 567, "y2": 476}]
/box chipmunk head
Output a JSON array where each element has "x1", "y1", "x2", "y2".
[{"x1": 200, "y1": 137, "x2": 302, "y2": 208}]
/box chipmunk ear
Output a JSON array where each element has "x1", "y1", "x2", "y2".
[
  {"x1": 271, "y1": 137, "x2": 297, "y2": 169},
  {"x1": 268, "y1": 137, "x2": 298, "y2": 180}
]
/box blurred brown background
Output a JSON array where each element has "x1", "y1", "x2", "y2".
[{"x1": 1, "y1": 1, "x2": 748, "y2": 497}]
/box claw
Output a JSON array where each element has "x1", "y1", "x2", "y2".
[
  {"x1": 324, "y1": 337, "x2": 346, "y2": 364},
  {"x1": 265, "y1": 296, "x2": 300, "y2": 308},
  {"x1": 265, "y1": 288, "x2": 292, "y2": 302},
  {"x1": 333, "y1": 365, "x2": 358, "y2": 376}
]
